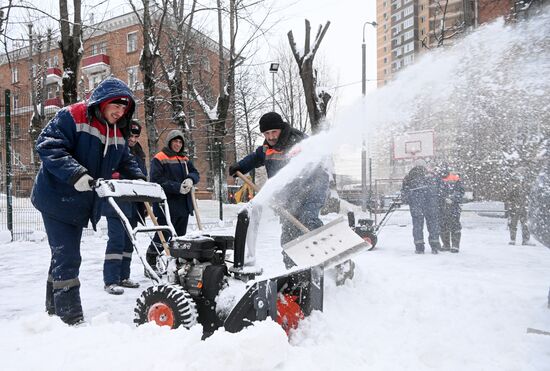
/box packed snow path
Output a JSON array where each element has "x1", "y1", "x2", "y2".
[{"x1": 0, "y1": 203, "x2": 549, "y2": 371}]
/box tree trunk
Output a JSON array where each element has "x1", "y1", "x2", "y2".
[
  {"x1": 139, "y1": 0, "x2": 159, "y2": 159},
  {"x1": 287, "y1": 20, "x2": 331, "y2": 133},
  {"x1": 59, "y1": 0, "x2": 82, "y2": 105}
]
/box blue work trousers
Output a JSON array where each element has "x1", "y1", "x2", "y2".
[{"x1": 42, "y1": 214, "x2": 84, "y2": 324}]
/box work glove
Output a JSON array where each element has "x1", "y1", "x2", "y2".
[
  {"x1": 228, "y1": 163, "x2": 240, "y2": 177},
  {"x1": 445, "y1": 197, "x2": 453, "y2": 205},
  {"x1": 180, "y1": 178, "x2": 193, "y2": 194},
  {"x1": 74, "y1": 174, "x2": 94, "y2": 192}
]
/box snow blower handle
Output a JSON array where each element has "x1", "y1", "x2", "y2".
[
  {"x1": 234, "y1": 171, "x2": 309, "y2": 234},
  {"x1": 190, "y1": 187, "x2": 203, "y2": 230},
  {"x1": 144, "y1": 202, "x2": 171, "y2": 257}
]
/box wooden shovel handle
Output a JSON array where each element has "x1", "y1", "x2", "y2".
[
  {"x1": 190, "y1": 187, "x2": 203, "y2": 230},
  {"x1": 144, "y1": 202, "x2": 171, "y2": 256},
  {"x1": 234, "y1": 171, "x2": 309, "y2": 234}
]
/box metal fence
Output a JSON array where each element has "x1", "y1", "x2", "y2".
[{"x1": 0, "y1": 88, "x2": 59, "y2": 240}]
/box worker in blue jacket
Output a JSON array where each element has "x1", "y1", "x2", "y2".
[
  {"x1": 401, "y1": 162, "x2": 443, "y2": 254},
  {"x1": 438, "y1": 163, "x2": 465, "y2": 253},
  {"x1": 31, "y1": 77, "x2": 145, "y2": 325},
  {"x1": 146, "y1": 129, "x2": 200, "y2": 271},
  {"x1": 228, "y1": 112, "x2": 329, "y2": 246},
  {"x1": 102, "y1": 120, "x2": 148, "y2": 295}
]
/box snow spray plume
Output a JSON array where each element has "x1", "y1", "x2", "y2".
[{"x1": 252, "y1": 8, "x2": 550, "y2": 208}]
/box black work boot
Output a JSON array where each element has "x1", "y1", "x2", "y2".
[
  {"x1": 440, "y1": 232, "x2": 451, "y2": 251},
  {"x1": 451, "y1": 232, "x2": 461, "y2": 253},
  {"x1": 429, "y1": 240, "x2": 440, "y2": 254},
  {"x1": 46, "y1": 280, "x2": 55, "y2": 315},
  {"x1": 415, "y1": 243, "x2": 425, "y2": 254}
]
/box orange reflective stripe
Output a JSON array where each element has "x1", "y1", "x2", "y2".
[
  {"x1": 443, "y1": 173, "x2": 460, "y2": 182},
  {"x1": 265, "y1": 148, "x2": 283, "y2": 156},
  {"x1": 154, "y1": 152, "x2": 189, "y2": 162}
]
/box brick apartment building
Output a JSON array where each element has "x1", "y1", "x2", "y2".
[{"x1": 0, "y1": 10, "x2": 235, "y2": 198}]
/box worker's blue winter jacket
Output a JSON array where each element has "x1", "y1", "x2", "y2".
[{"x1": 31, "y1": 77, "x2": 144, "y2": 228}]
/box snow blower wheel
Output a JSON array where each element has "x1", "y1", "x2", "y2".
[{"x1": 134, "y1": 284, "x2": 198, "y2": 329}]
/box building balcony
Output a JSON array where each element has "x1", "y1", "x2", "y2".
[
  {"x1": 45, "y1": 68, "x2": 62, "y2": 85},
  {"x1": 81, "y1": 54, "x2": 110, "y2": 75},
  {"x1": 44, "y1": 97, "x2": 63, "y2": 108}
]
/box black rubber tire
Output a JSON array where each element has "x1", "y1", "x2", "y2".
[{"x1": 134, "y1": 284, "x2": 198, "y2": 329}]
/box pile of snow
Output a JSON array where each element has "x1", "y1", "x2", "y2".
[{"x1": 1, "y1": 201, "x2": 549, "y2": 370}]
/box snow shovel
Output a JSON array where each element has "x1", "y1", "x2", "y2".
[
  {"x1": 190, "y1": 187, "x2": 203, "y2": 230},
  {"x1": 234, "y1": 171, "x2": 370, "y2": 270}
]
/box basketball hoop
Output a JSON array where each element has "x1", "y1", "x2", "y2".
[{"x1": 405, "y1": 141, "x2": 422, "y2": 157}]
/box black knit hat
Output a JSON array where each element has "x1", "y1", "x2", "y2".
[
  {"x1": 130, "y1": 120, "x2": 141, "y2": 135},
  {"x1": 259, "y1": 112, "x2": 285, "y2": 133}
]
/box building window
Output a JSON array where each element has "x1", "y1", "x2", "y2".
[
  {"x1": 403, "y1": 17, "x2": 414, "y2": 29},
  {"x1": 404, "y1": 29, "x2": 414, "y2": 41},
  {"x1": 47, "y1": 84, "x2": 59, "y2": 99},
  {"x1": 421, "y1": 16, "x2": 425, "y2": 23},
  {"x1": 90, "y1": 73, "x2": 106, "y2": 90},
  {"x1": 12, "y1": 122, "x2": 20, "y2": 138},
  {"x1": 403, "y1": 41, "x2": 415, "y2": 54},
  {"x1": 201, "y1": 57, "x2": 211, "y2": 73},
  {"x1": 403, "y1": 5, "x2": 414, "y2": 17},
  {"x1": 403, "y1": 54, "x2": 414, "y2": 66},
  {"x1": 127, "y1": 32, "x2": 138, "y2": 53},
  {"x1": 127, "y1": 66, "x2": 138, "y2": 89},
  {"x1": 91, "y1": 41, "x2": 107, "y2": 55},
  {"x1": 13, "y1": 94, "x2": 19, "y2": 109},
  {"x1": 11, "y1": 67, "x2": 19, "y2": 83},
  {"x1": 53, "y1": 55, "x2": 59, "y2": 67},
  {"x1": 393, "y1": 13, "x2": 402, "y2": 22}
]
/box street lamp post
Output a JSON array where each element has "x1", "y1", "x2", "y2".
[
  {"x1": 361, "y1": 21, "x2": 377, "y2": 213},
  {"x1": 269, "y1": 62, "x2": 279, "y2": 111}
]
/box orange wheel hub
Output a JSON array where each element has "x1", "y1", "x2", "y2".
[
  {"x1": 147, "y1": 302, "x2": 175, "y2": 328},
  {"x1": 276, "y1": 294, "x2": 304, "y2": 335}
]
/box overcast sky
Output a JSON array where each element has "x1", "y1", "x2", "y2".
[{"x1": 266, "y1": 0, "x2": 378, "y2": 111}]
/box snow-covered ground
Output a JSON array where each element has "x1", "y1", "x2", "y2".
[{"x1": 0, "y1": 200, "x2": 549, "y2": 371}]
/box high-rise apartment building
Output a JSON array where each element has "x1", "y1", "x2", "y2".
[
  {"x1": 377, "y1": 0, "x2": 473, "y2": 87},
  {"x1": 376, "y1": 0, "x2": 533, "y2": 86}
]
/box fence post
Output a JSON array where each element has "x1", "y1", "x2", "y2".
[{"x1": 4, "y1": 89, "x2": 13, "y2": 241}]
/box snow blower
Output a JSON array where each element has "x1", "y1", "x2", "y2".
[{"x1": 95, "y1": 179, "x2": 372, "y2": 336}]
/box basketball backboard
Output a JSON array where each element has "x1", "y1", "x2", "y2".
[{"x1": 393, "y1": 130, "x2": 434, "y2": 160}]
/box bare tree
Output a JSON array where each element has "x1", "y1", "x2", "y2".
[
  {"x1": 287, "y1": 19, "x2": 331, "y2": 133},
  {"x1": 59, "y1": 0, "x2": 82, "y2": 105},
  {"x1": 421, "y1": 0, "x2": 467, "y2": 49},
  {"x1": 128, "y1": 0, "x2": 170, "y2": 158}
]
